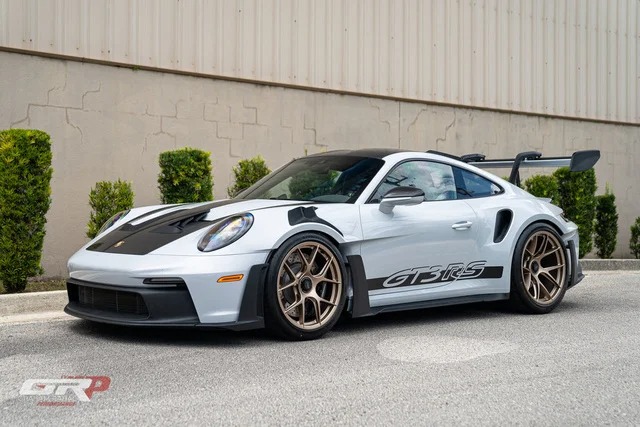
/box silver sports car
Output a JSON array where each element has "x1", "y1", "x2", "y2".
[{"x1": 65, "y1": 148, "x2": 599, "y2": 340}]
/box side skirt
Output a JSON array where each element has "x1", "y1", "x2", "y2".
[{"x1": 368, "y1": 293, "x2": 511, "y2": 316}]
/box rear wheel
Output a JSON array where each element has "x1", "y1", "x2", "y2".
[
  {"x1": 509, "y1": 223, "x2": 568, "y2": 313},
  {"x1": 264, "y1": 233, "x2": 346, "y2": 340}
]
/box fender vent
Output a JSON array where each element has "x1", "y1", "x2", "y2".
[{"x1": 494, "y1": 209, "x2": 513, "y2": 243}]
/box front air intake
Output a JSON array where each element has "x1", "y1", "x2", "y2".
[{"x1": 71, "y1": 283, "x2": 149, "y2": 317}]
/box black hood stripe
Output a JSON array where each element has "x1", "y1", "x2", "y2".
[
  {"x1": 87, "y1": 199, "x2": 245, "y2": 255},
  {"x1": 121, "y1": 200, "x2": 241, "y2": 232},
  {"x1": 87, "y1": 199, "x2": 317, "y2": 255}
]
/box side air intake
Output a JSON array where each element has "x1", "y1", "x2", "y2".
[{"x1": 494, "y1": 209, "x2": 513, "y2": 243}]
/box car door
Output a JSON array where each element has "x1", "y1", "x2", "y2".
[{"x1": 359, "y1": 159, "x2": 487, "y2": 308}]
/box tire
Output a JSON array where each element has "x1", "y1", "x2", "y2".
[
  {"x1": 264, "y1": 233, "x2": 347, "y2": 340},
  {"x1": 509, "y1": 223, "x2": 569, "y2": 314}
]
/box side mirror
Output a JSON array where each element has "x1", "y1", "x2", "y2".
[{"x1": 379, "y1": 186, "x2": 425, "y2": 214}]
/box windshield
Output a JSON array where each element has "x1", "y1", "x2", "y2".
[{"x1": 237, "y1": 156, "x2": 384, "y2": 203}]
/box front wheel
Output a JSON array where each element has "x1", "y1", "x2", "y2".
[
  {"x1": 264, "y1": 233, "x2": 347, "y2": 340},
  {"x1": 509, "y1": 223, "x2": 569, "y2": 314}
]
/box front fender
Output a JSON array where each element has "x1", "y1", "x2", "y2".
[
  {"x1": 251, "y1": 203, "x2": 362, "y2": 252},
  {"x1": 271, "y1": 223, "x2": 348, "y2": 249}
]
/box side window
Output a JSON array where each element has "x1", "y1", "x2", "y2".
[
  {"x1": 370, "y1": 161, "x2": 457, "y2": 202},
  {"x1": 454, "y1": 167, "x2": 503, "y2": 199}
]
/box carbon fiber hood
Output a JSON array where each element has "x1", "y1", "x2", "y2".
[{"x1": 86, "y1": 199, "x2": 308, "y2": 255}]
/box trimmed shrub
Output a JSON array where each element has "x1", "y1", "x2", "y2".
[
  {"x1": 523, "y1": 174, "x2": 559, "y2": 205},
  {"x1": 593, "y1": 186, "x2": 618, "y2": 259},
  {"x1": 553, "y1": 167, "x2": 597, "y2": 258},
  {"x1": 227, "y1": 156, "x2": 271, "y2": 198},
  {"x1": 86, "y1": 180, "x2": 135, "y2": 239},
  {"x1": 630, "y1": 217, "x2": 640, "y2": 259},
  {"x1": 0, "y1": 129, "x2": 53, "y2": 293},
  {"x1": 158, "y1": 147, "x2": 213, "y2": 203}
]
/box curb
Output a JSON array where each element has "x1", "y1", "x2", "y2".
[
  {"x1": 0, "y1": 311, "x2": 71, "y2": 325},
  {"x1": 0, "y1": 290, "x2": 67, "y2": 318},
  {"x1": 580, "y1": 259, "x2": 640, "y2": 271}
]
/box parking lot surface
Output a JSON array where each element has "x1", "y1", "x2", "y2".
[{"x1": 1, "y1": 271, "x2": 639, "y2": 425}]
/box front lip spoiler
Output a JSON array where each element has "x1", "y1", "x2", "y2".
[{"x1": 64, "y1": 304, "x2": 264, "y2": 331}]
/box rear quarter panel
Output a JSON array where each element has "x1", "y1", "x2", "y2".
[{"x1": 466, "y1": 191, "x2": 576, "y2": 294}]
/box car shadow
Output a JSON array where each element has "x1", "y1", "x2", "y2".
[
  {"x1": 333, "y1": 301, "x2": 505, "y2": 334},
  {"x1": 66, "y1": 319, "x2": 270, "y2": 347},
  {"x1": 64, "y1": 299, "x2": 585, "y2": 346},
  {"x1": 64, "y1": 303, "x2": 497, "y2": 345}
]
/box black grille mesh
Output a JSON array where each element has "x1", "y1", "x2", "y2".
[{"x1": 76, "y1": 285, "x2": 149, "y2": 317}]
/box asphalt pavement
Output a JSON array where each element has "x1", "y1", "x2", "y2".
[{"x1": 1, "y1": 271, "x2": 639, "y2": 426}]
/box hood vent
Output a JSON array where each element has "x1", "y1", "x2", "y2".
[{"x1": 151, "y1": 212, "x2": 209, "y2": 234}]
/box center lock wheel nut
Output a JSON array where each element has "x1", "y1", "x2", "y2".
[{"x1": 301, "y1": 277, "x2": 313, "y2": 293}]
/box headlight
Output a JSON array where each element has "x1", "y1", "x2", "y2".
[
  {"x1": 97, "y1": 210, "x2": 130, "y2": 235},
  {"x1": 198, "y1": 213, "x2": 254, "y2": 252}
]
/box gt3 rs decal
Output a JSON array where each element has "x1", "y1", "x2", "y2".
[{"x1": 367, "y1": 261, "x2": 503, "y2": 291}]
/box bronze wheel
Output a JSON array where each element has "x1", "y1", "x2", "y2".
[
  {"x1": 265, "y1": 233, "x2": 346, "y2": 340},
  {"x1": 510, "y1": 223, "x2": 569, "y2": 314},
  {"x1": 277, "y1": 241, "x2": 343, "y2": 331},
  {"x1": 521, "y1": 230, "x2": 567, "y2": 305}
]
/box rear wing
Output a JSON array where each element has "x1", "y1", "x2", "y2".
[{"x1": 456, "y1": 150, "x2": 601, "y2": 186}]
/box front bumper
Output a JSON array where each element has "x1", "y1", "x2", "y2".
[
  {"x1": 65, "y1": 262, "x2": 268, "y2": 331},
  {"x1": 68, "y1": 249, "x2": 269, "y2": 324}
]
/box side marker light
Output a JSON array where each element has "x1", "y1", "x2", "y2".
[{"x1": 217, "y1": 274, "x2": 244, "y2": 283}]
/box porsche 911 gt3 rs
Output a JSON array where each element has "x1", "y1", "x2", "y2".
[{"x1": 65, "y1": 148, "x2": 600, "y2": 340}]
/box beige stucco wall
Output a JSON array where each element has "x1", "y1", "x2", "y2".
[{"x1": 1, "y1": 51, "x2": 638, "y2": 276}]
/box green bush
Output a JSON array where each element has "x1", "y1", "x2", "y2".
[
  {"x1": 630, "y1": 217, "x2": 640, "y2": 259},
  {"x1": 593, "y1": 187, "x2": 618, "y2": 259},
  {"x1": 0, "y1": 129, "x2": 53, "y2": 293},
  {"x1": 158, "y1": 147, "x2": 213, "y2": 203},
  {"x1": 227, "y1": 156, "x2": 271, "y2": 198},
  {"x1": 523, "y1": 174, "x2": 559, "y2": 205},
  {"x1": 86, "y1": 180, "x2": 134, "y2": 239},
  {"x1": 553, "y1": 167, "x2": 597, "y2": 258}
]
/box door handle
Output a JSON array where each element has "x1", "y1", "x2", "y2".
[{"x1": 452, "y1": 221, "x2": 473, "y2": 230}]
